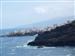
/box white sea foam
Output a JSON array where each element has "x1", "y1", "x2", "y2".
[
  {"x1": 43, "y1": 47, "x2": 56, "y2": 49},
  {"x1": 27, "y1": 40, "x2": 33, "y2": 43},
  {"x1": 16, "y1": 44, "x2": 37, "y2": 49},
  {"x1": 66, "y1": 54, "x2": 71, "y2": 56},
  {"x1": 16, "y1": 45, "x2": 23, "y2": 48},
  {"x1": 23, "y1": 44, "x2": 28, "y2": 47}
]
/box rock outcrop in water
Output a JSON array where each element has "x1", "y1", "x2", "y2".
[
  {"x1": 27, "y1": 20, "x2": 75, "y2": 47},
  {"x1": 1, "y1": 31, "x2": 38, "y2": 37},
  {"x1": 1, "y1": 26, "x2": 51, "y2": 37}
]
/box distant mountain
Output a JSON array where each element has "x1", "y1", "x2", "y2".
[
  {"x1": 0, "y1": 16, "x2": 75, "y2": 36},
  {"x1": 17, "y1": 16, "x2": 75, "y2": 29}
]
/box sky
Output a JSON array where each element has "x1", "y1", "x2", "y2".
[
  {"x1": 1, "y1": 0, "x2": 74, "y2": 1},
  {"x1": 0, "y1": 1, "x2": 75, "y2": 29}
]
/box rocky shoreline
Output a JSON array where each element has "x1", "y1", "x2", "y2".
[{"x1": 27, "y1": 20, "x2": 75, "y2": 47}]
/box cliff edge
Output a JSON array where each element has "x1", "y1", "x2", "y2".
[{"x1": 27, "y1": 20, "x2": 75, "y2": 47}]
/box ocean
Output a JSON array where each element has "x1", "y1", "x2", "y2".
[{"x1": 0, "y1": 36, "x2": 75, "y2": 56}]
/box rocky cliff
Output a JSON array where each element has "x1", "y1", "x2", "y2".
[{"x1": 27, "y1": 20, "x2": 75, "y2": 47}]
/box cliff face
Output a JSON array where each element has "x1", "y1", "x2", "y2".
[{"x1": 27, "y1": 20, "x2": 75, "y2": 46}]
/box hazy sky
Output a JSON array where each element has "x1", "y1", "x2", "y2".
[
  {"x1": 1, "y1": 0, "x2": 74, "y2": 1},
  {"x1": 0, "y1": 1, "x2": 75, "y2": 29},
  {"x1": 0, "y1": 2, "x2": 1, "y2": 29},
  {"x1": 0, "y1": 4, "x2": 1, "y2": 19}
]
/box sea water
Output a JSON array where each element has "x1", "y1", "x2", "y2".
[{"x1": 0, "y1": 36, "x2": 75, "y2": 56}]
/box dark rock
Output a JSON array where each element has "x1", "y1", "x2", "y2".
[{"x1": 27, "y1": 20, "x2": 75, "y2": 47}]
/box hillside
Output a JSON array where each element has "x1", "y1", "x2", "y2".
[{"x1": 27, "y1": 20, "x2": 75, "y2": 47}]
